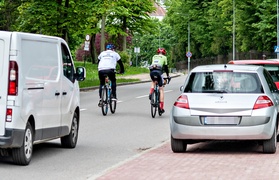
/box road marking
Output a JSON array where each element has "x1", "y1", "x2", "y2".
[
  {"x1": 81, "y1": 109, "x2": 86, "y2": 111},
  {"x1": 136, "y1": 90, "x2": 173, "y2": 99}
]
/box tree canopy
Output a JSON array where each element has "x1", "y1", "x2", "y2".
[
  {"x1": 163, "y1": 0, "x2": 278, "y2": 62},
  {"x1": 1, "y1": 0, "x2": 278, "y2": 67}
]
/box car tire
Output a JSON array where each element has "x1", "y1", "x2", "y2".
[
  {"x1": 263, "y1": 125, "x2": 277, "y2": 154},
  {"x1": 171, "y1": 136, "x2": 186, "y2": 152},
  {"x1": 12, "y1": 122, "x2": 33, "y2": 165},
  {"x1": 61, "y1": 112, "x2": 79, "y2": 148}
]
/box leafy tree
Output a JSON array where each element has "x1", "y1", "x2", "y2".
[
  {"x1": 15, "y1": 0, "x2": 104, "y2": 62},
  {"x1": 0, "y1": 0, "x2": 21, "y2": 31},
  {"x1": 105, "y1": 0, "x2": 157, "y2": 51},
  {"x1": 164, "y1": 0, "x2": 278, "y2": 62},
  {"x1": 129, "y1": 18, "x2": 176, "y2": 68},
  {"x1": 251, "y1": 0, "x2": 277, "y2": 52}
]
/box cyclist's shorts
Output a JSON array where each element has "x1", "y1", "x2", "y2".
[{"x1": 150, "y1": 70, "x2": 163, "y2": 87}]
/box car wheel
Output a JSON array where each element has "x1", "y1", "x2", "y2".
[
  {"x1": 12, "y1": 122, "x2": 33, "y2": 165},
  {"x1": 263, "y1": 125, "x2": 277, "y2": 154},
  {"x1": 171, "y1": 136, "x2": 186, "y2": 153},
  {"x1": 61, "y1": 112, "x2": 79, "y2": 148}
]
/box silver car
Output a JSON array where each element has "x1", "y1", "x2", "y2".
[{"x1": 170, "y1": 64, "x2": 279, "y2": 153}]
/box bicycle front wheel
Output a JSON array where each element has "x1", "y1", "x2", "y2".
[
  {"x1": 110, "y1": 93, "x2": 117, "y2": 114},
  {"x1": 150, "y1": 91, "x2": 157, "y2": 118},
  {"x1": 101, "y1": 87, "x2": 108, "y2": 116}
]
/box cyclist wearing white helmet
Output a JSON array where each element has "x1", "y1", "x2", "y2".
[
  {"x1": 149, "y1": 47, "x2": 170, "y2": 113},
  {"x1": 98, "y1": 43, "x2": 124, "y2": 106}
]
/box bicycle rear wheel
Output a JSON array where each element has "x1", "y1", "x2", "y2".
[
  {"x1": 101, "y1": 87, "x2": 108, "y2": 116},
  {"x1": 109, "y1": 93, "x2": 117, "y2": 114},
  {"x1": 158, "y1": 91, "x2": 163, "y2": 116},
  {"x1": 150, "y1": 91, "x2": 157, "y2": 118}
]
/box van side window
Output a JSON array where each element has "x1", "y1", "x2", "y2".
[{"x1": 61, "y1": 44, "x2": 74, "y2": 82}]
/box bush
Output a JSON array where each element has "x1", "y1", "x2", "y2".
[
  {"x1": 74, "y1": 61, "x2": 149, "y2": 88},
  {"x1": 118, "y1": 51, "x2": 130, "y2": 64}
]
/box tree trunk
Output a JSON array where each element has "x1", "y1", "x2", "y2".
[
  {"x1": 122, "y1": 17, "x2": 127, "y2": 52},
  {"x1": 101, "y1": 14, "x2": 106, "y2": 52},
  {"x1": 62, "y1": 0, "x2": 69, "y2": 41},
  {"x1": 90, "y1": 34, "x2": 97, "y2": 64}
]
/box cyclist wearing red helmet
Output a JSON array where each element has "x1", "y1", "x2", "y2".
[{"x1": 149, "y1": 47, "x2": 170, "y2": 113}]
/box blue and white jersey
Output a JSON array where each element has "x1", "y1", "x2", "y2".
[{"x1": 98, "y1": 50, "x2": 121, "y2": 71}]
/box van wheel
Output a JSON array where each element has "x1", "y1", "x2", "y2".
[
  {"x1": 263, "y1": 125, "x2": 277, "y2": 154},
  {"x1": 12, "y1": 122, "x2": 33, "y2": 165},
  {"x1": 61, "y1": 112, "x2": 79, "y2": 148}
]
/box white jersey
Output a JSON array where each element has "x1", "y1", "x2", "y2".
[{"x1": 98, "y1": 50, "x2": 121, "y2": 71}]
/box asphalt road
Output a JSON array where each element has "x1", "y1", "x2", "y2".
[
  {"x1": 1, "y1": 74, "x2": 279, "y2": 180},
  {"x1": 0, "y1": 74, "x2": 186, "y2": 180}
]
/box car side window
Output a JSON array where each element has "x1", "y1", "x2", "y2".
[
  {"x1": 61, "y1": 43, "x2": 74, "y2": 83},
  {"x1": 184, "y1": 73, "x2": 197, "y2": 92},
  {"x1": 263, "y1": 69, "x2": 277, "y2": 92}
]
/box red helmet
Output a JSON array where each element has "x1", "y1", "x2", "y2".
[{"x1": 157, "y1": 48, "x2": 166, "y2": 55}]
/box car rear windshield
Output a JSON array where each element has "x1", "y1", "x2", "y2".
[{"x1": 184, "y1": 71, "x2": 263, "y2": 93}]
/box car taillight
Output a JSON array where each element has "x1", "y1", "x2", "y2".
[
  {"x1": 253, "y1": 96, "x2": 274, "y2": 110},
  {"x1": 6, "y1": 108, "x2": 12, "y2": 122},
  {"x1": 8, "y1": 61, "x2": 18, "y2": 95},
  {"x1": 174, "y1": 95, "x2": 189, "y2": 109}
]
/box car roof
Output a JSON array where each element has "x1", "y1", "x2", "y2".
[
  {"x1": 228, "y1": 59, "x2": 279, "y2": 65},
  {"x1": 191, "y1": 64, "x2": 263, "y2": 72}
]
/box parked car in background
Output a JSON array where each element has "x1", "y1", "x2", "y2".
[
  {"x1": 170, "y1": 64, "x2": 279, "y2": 154},
  {"x1": 228, "y1": 60, "x2": 279, "y2": 89}
]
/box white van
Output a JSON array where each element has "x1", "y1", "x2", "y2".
[{"x1": 0, "y1": 31, "x2": 86, "y2": 165}]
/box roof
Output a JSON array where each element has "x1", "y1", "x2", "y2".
[
  {"x1": 149, "y1": 3, "x2": 166, "y2": 20},
  {"x1": 192, "y1": 64, "x2": 262, "y2": 72},
  {"x1": 228, "y1": 60, "x2": 279, "y2": 65}
]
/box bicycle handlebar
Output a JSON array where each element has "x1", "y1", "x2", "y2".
[{"x1": 163, "y1": 77, "x2": 171, "y2": 84}]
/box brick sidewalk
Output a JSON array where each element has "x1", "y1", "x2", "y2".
[{"x1": 92, "y1": 141, "x2": 279, "y2": 180}]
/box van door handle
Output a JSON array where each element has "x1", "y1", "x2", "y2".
[
  {"x1": 55, "y1": 92, "x2": 60, "y2": 96},
  {"x1": 62, "y1": 92, "x2": 67, "y2": 95}
]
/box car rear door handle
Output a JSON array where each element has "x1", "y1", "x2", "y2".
[{"x1": 55, "y1": 92, "x2": 60, "y2": 96}]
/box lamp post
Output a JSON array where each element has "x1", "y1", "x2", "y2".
[
  {"x1": 134, "y1": 47, "x2": 140, "y2": 67},
  {"x1": 175, "y1": 13, "x2": 191, "y2": 71},
  {"x1": 187, "y1": 22, "x2": 191, "y2": 72},
  {"x1": 134, "y1": 39, "x2": 140, "y2": 67},
  {"x1": 277, "y1": 0, "x2": 279, "y2": 58},
  {"x1": 233, "y1": 0, "x2": 235, "y2": 60},
  {"x1": 159, "y1": 28, "x2": 161, "y2": 47}
]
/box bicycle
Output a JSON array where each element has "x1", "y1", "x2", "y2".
[
  {"x1": 99, "y1": 74, "x2": 117, "y2": 116},
  {"x1": 150, "y1": 77, "x2": 171, "y2": 118}
]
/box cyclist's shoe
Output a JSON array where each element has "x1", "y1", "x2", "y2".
[
  {"x1": 98, "y1": 99, "x2": 102, "y2": 107},
  {"x1": 160, "y1": 109, "x2": 165, "y2": 114},
  {"x1": 111, "y1": 95, "x2": 117, "y2": 101},
  {"x1": 149, "y1": 94, "x2": 152, "y2": 100}
]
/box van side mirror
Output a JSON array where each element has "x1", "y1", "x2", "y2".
[{"x1": 75, "y1": 67, "x2": 86, "y2": 81}]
